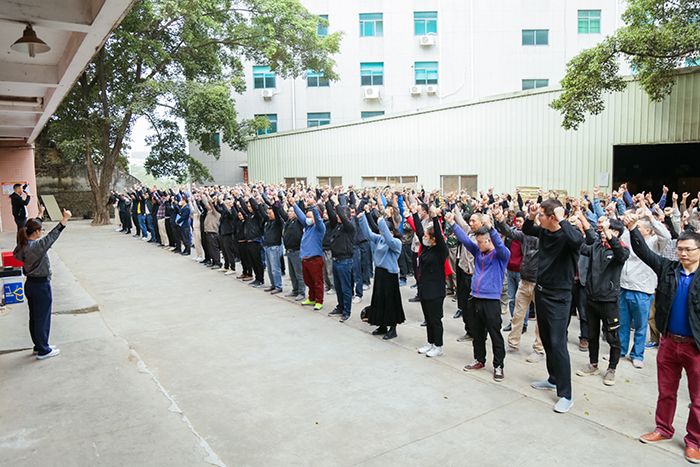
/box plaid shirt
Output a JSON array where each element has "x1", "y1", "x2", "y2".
[{"x1": 151, "y1": 191, "x2": 166, "y2": 219}]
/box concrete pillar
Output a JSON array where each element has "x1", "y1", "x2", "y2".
[{"x1": 0, "y1": 141, "x2": 38, "y2": 232}]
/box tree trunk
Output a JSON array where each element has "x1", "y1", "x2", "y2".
[{"x1": 90, "y1": 182, "x2": 111, "y2": 226}]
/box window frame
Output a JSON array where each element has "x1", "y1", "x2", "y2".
[
  {"x1": 414, "y1": 11, "x2": 437, "y2": 36},
  {"x1": 253, "y1": 66, "x2": 276, "y2": 89},
  {"x1": 415, "y1": 61, "x2": 438, "y2": 85},
  {"x1": 317, "y1": 176, "x2": 343, "y2": 187},
  {"x1": 254, "y1": 114, "x2": 277, "y2": 135},
  {"x1": 307, "y1": 112, "x2": 331, "y2": 127},
  {"x1": 362, "y1": 175, "x2": 418, "y2": 188},
  {"x1": 361, "y1": 111, "x2": 385, "y2": 119},
  {"x1": 317, "y1": 14, "x2": 329, "y2": 36},
  {"x1": 578, "y1": 10, "x2": 601, "y2": 34},
  {"x1": 521, "y1": 79, "x2": 549, "y2": 90},
  {"x1": 307, "y1": 70, "x2": 330, "y2": 87},
  {"x1": 360, "y1": 62, "x2": 384, "y2": 86},
  {"x1": 522, "y1": 29, "x2": 549, "y2": 46},
  {"x1": 360, "y1": 13, "x2": 383, "y2": 37}
]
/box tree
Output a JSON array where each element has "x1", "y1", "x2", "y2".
[
  {"x1": 551, "y1": 0, "x2": 700, "y2": 130},
  {"x1": 48, "y1": 0, "x2": 342, "y2": 225}
]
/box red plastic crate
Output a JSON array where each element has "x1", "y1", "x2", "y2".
[{"x1": 1, "y1": 251, "x2": 22, "y2": 268}]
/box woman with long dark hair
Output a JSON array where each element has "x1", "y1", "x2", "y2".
[
  {"x1": 358, "y1": 204, "x2": 405, "y2": 339},
  {"x1": 13, "y1": 208, "x2": 72, "y2": 360}
]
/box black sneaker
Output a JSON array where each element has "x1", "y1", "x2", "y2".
[
  {"x1": 408, "y1": 296, "x2": 420, "y2": 303},
  {"x1": 420, "y1": 321, "x2": 427, "y2": 327},
  {"x1": 340, "y1": 314, "x2": 350, "y2": 323},
  {"x1": 503, "y1": 323, "x2": 512, "y2": 332},
  {"x1": 328, "y1": 308, "x2": 342, "y2": 316},
  {"x1": 453, "y1": 310, "x2": 462, "y2": 319},
  {"x1": 493, "y1": 367, "x2": 504, "y2": 382}
]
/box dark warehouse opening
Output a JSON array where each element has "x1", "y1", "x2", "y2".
[{"x1": 613, "y1": 143, "x2": 700, "y2": 197}]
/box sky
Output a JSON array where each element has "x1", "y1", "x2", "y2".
[{"x1": 129, "y1": 116, "x2": 151, "y2": 166}]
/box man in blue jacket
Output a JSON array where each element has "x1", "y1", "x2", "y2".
[{"x1": 446, "y1": 208, "x2": 511, "y2": 382}]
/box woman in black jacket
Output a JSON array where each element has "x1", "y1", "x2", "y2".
[{"x1": 412, "y1": 204, "x2": 449, "y2": 358}]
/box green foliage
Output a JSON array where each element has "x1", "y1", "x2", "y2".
[
  {"x1": 46, "y1": 0, "x2": 342, "y2": 181},
  {"x1": 551, "y1": 0, "x2": 700, "y2": 130}
]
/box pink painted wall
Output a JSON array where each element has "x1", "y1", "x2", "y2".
[{"x1": 0, "y1": 141, "x2": 38, "y2": 232}]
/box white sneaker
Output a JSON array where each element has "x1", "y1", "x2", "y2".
[
  {"x1": 32, "y1": 345, "x2": 56, "y2": 355},
  {"x1": 218, "y1": 268, "x2": 230, "y2": 273},
  {"x1": 418, "y1": 343, "x2": 434, "y2": 354},
  {"x1": 426, "y1": 346, "x2": 443, "y2": 358},
  {"x1": 36, "y1": 348, "x2": 60, "y2": 360},
  {"x1": 362, "y1": 284, "x2": 370, "y2": 291},
  {"x1": 632, "y1": 359, "x2": 644, "y2": 369},
  {"x1": 526, "y1": 351, "x2": 545, "y2": 363},
  {"x1": 353, "y1": 296, "x2": 362, "y2": 304},
  {"x1": 553, "y1": 397, "x2": 574, "y2": 413},
  {"x1": 225, "y1": 270, "x2": 236, "y2": 275}
]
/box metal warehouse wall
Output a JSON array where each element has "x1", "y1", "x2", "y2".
[{"x1": 248, "y1": 67, "x2": 700, "y2": 194}]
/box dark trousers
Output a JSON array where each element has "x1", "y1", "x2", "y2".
[
  {"x1": 220, "y1": 234, "x2": 237, "y2": 270},
  {"x1": 398, "y1": 243, "x2": 412, "y2": 280},
  {"x1": 586, "y1": 299, "x2": 622, "y2": 369},
  {"x1": 206, "y1": 232, "x2": 221, "y2": 266},
  {"x1": 571, "y1": 280, "x2": 588, "y2": 341},
  {"x1": 303, "y1": 256, "x2": 325, "y2": 304},
  {"x1": 360, "y1": 241, "x2": 372, "y2": 284},
  {"x1": 420, "y1": 297, "x2": 444, "y2": 347},
  {"x1": 535, "y1": 288, "x2": 573, "y2": 400},
  {"x1": 25, "y1": 280, "x2": 53, "y2": 355},
  {"x1": 119, "y1": 211, "x2": 131, "y2": 230},
  {"x1": 352, "y1": 245, "x2": 366, "y2": 296},
  {"x1": 456, "y1": 268, "x2": 473, "y2": 333},
  {"x1": 151, "y1": 212, "x2": 160, "y2": 243},
  {"x1": 202, "y1": 227, "x2": 211, "y2": 261},
  {"x1": 132, "y1": 212, "x2": 140, "y2": 236},
  {"x1": 165, "y1": 218, "x2": 174, "y2": 247},
  {"x1": 171, "y1": 223, "x2": 181, "y2": 252},
  {"x1": 248, "y1": 241, "x2": 264, "y2": 282},
  {"x1": 180, "y1": 223, "x2": 191, "y2": 254},
  {"x1": 238, "y1": 241, "x2": 252, "y2": 275},
  {"x1": 467, "y1": 296, "x2": 505, "y2": 368}
]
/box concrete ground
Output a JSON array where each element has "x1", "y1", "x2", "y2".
[{"x1": 0, "y1": 219, "x2": 692, "y2": 466}]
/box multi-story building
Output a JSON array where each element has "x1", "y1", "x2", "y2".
[{"x1": 191, "y1": 0, "x2": 629, "y2": 186}]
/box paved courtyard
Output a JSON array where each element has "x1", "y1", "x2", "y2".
[{"x1": 0, "y1": 220, "x2": 692, "y2": 466}]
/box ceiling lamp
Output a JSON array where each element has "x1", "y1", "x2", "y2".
[{"x1": 11, "y1": 25, "x2": 50, "y2": 58}]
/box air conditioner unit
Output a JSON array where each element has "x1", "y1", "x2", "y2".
[
  {"x1": 420, "y1": 35, "x2": 436, "y2": 46},
  {"x1": 410, "y1": 85, "x2": 422, "y2": 96},
  {"x1": 426, "y1": 85, "x2": 438, "y2": 95},
  {"x1": 363, "y1": 86, "x2": 380, "y2": 100},
  {"x1": 261, "y1": 89, "x2": 274, "y2": 99}
]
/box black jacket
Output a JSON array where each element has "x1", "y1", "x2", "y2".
[
  {"x1": 259, "y1": 201, "x2": 283, "y2": 247},
  {"x1": 217, "y1": 204, "x2": 237, "y2": 236},
  {"x1": 415, "y1": 215, "x2": 449, "y2": 300},
  {"x1": 522, "y1": 218, "x2": 584, "y2": 292},
  {"x1": 279, "y1": 207, "x2": 304, "y2": 251},
  {"x1": 243, "y1": 198, "x2": 264, "y2": 241},
  {"x1": 495, "y1": 221, "x2": 539, "y2": 283},
  {"x1": 327, "y1": 200, "x2": 355, "y2": 260},
  {"x1": 580, "y1": 235, "x2": 630, "y2": 302},
  {"x1": 630, "y1": 226, "x2": 700, "y2": 347},
  {"x1": 11, "y1": 192, "x2": 30, "y2": 219}
]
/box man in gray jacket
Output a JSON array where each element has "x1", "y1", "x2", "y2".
[{"x1": 619, "y1": 208, "x2": 671, "y2": 368}]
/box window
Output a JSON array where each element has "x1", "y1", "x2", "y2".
[
  {"x1": 441, "y1": 175, "x2": 478, "y2": 196},
  {"x1": 415, "y1": 61, "x2": 438, "y2": 85},
  {"x1": 522, "y1": 29, "x2": 549, "y2": 46},
  {"x1": 317, "y1": 15, "x2": 328, "y2": 36},
  {"x1": 361, "y1": 111, "x2": 384, "y2": 119},
  {"x1": 362, "y1": 176, "x2": 417, "y2": 188},
  {"x1": 255, "y1": 114, "x2": 277, "y2": 135},
  {"x1": 307, "y1": 112, "x2": 331, "y2": 127},
  {"x1": 414, "y1": 11, "x2": 437, "y2": 35},
  {"x1": 361, "y1": 62, "x2": 384, "y2": 86},
  {"x1": 284, "y1": 177, "x2": 307, "y2": 186},
  {"x1": 206, "y1": 133, "x2": 220, "y2": 148},
  {"x1": 360, "y1": 13, "x2": 383, "y2": 37},
  {"x1": 522, "y1": 79, "x2": 549, "y2": 90},
  {"x1": 307, "y1": 70, "x2": 329, "y2": 87},
  {"x1": 318, "y1": 176, "x2": 342, "y2": 187},
  {"x1": 578, "y1": 10, "x2": 601, "y2": 34},
  {"x1": 253, "y1": 66, "x2": 276, "y2": 89}
]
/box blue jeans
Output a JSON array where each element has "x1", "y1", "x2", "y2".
[
  {"x1": 137, "y1": 214, "x2": 147, "y2": 238},
  {"x1": 619, "y1": 289, "x2": 654, "y2": 361},
  {"x1": 333, "y1": 258, "x2": 353, "y2": 315},
  {"x1": 145, "y1": 215, "x2": 155, "y2": 240},
  {"x1": 265, "y1": 245, "x2": 283, "y2": 290},
  {"x1": 25, "y1": 280, "x2": 53, "y2": 355},
  {"x1": 353, "y1": 245, "x2": 364, "y2": 297},
  {"x1": 507, "y1": 270, "x2": 520, "y2": 318}
]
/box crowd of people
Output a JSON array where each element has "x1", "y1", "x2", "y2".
[{"x1": 110, "y1": 180, "x2": 700, "y2": 463}]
